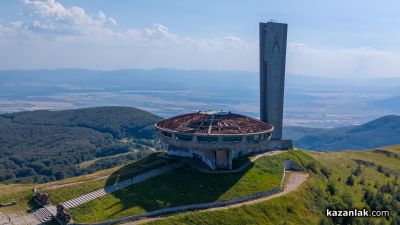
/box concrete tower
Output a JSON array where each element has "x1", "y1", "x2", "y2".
[{"x1": 259, "y1": 21, "x2": 288, "y2": 140}]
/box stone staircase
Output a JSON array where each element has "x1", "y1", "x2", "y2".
[
  {"x1": 33, "y1": 205, "x2": 57, "y2": 223},
  {"x1": 32, "y1": 163, "x2": 180, "y2": 223}
]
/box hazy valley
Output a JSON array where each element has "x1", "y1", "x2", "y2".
[{"x1": 1, "y1": 69, "x2": 399, "y2": 128}]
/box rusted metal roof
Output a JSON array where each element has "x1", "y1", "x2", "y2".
[{"x1": 156, "y1": 111, "x2": 273, "y2": 135}]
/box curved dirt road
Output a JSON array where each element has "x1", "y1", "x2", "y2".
[
  {"x1": 123, "y1": 172, "x2": 309, "y2": 225},
  {"x1": 207, "y1": 172, "x2": 308, "y2": 211}
]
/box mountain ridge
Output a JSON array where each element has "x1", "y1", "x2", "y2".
[
  {"x1": 284, "y1": 115, "x2": 400, "y2": 150},
  {"x1": 0, "y1": 106, "x2": 162, "y2": 183}
]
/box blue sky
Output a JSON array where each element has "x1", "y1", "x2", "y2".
[{"x1": 1, "y1": 0, "x2": 400, "y2": 78}]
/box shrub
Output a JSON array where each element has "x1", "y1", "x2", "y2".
[
  {"x1": 326, "y1": 182, "x2": 336, "y2": 195},
  {"x1": 352, "y1": 165, "x2": 362, "y2": 176},
  {"x1": 306, "y1": 161, "x2": 318, "y2": 174},
  {"x1": 346, "y1": 175, "x2": 354, "y2": 186},
  {"x1": 359, "y1": 177, "x2": 366, "y2": 185},
  {"x1": 320, "y1": 166, "x2": 332, "y2": 178}
]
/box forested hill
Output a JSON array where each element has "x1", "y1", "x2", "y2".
[
  {"x1": 3, "y1": 106, "x2": 161, "y2": 139},
  {"x1": 284, "y1": 115, "x2": 400, "y2": 151},
  {"x1": 0, "y1": 106, "x2": 162, "y2": 184}
]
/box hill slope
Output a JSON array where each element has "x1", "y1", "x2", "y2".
[
  {"x1": 0, "y1": 106, "x2": 162, "y2": 184},
  {"x1": 1, "y1": 146, "x2": 400, "y2": 225},
  {"x1": 146, "y1": 145, "x2": 400, "y2": 225},
  {"x1": 284, "y1": 115, "x2": 400, "y2": 150}
]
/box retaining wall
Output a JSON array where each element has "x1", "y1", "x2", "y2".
[
  {"x1": 0, "y1": 201, "x2": 16, "y2": 207},
  {"x1": 265, "y1": 139, "x2": 293, "y2": 150}
]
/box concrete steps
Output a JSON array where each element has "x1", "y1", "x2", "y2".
[
  {"x1": 31, "y1": 163, "x2": 180, "y2": 223},
  {"x1": 60, "y1": 163, "x2": 179, "y2": 209},
  {"x1": 33, "y1": 207, "x2": 54, "y2": 223}
]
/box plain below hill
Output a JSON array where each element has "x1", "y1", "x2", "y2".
[
  {"x1": 284, "y1": 115, "x2": 400, "y2": 151},
  {"x1": 0, "y1": 106, "x2": 162, "y2": 184}
]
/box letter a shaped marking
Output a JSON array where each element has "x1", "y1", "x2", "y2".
[{"x1": 272, "y1": 32, "x2": 280, "y2": 52}]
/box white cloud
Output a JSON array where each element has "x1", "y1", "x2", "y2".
[
  {"x1": 19, "y1": 0, "x2": 117, "y2": 36},
  {"x1": 97, "y1": 11, "x2": 117, "y2": 26},
  {"x1": 286, "y1": 43, "x2": 400, "y2": 78},
  {"x1": 224, "y1": 36, "x2": 250, "y2": 48},
  {"x1": 0, "y1": 0, "x2": 399, "y2": 78},
  {"x1": 143, "y1": 23, "x2": 169, "y2": 37}
]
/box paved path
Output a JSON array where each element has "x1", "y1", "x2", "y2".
[
  {"x1": 205, "y1": 172, "x2": 308, "y2": 211},
  {"x1": 249, "y1": 150, "x2": 282, "y2": 162},
  {"x1": 0, "y1": 208, "x2": 41, "y2": 225},
  {"x1": 32, "y1": 163, "x2": 181, "y2": 224},
  {"x1": 122, "y1": 172, "x2": 309, "y2": 225}
]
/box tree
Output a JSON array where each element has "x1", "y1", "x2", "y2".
[
  {"x1": 346, "y1": 175, "x2": 354, "y2": 186},
  {"x1": 54, "y1": 171, "x2": 66, "y2": 180},
  {"x1": 352, "y1": 165, "x2": 362, "y2": 176},
  {"x1": 326, "y1": 182, "x2": 336, "y2": 195}
]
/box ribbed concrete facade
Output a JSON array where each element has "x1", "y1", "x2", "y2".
[
  {"x1": 155, "y1": 111, "x2": 273, "y2": 170},
  {"x1": 260, "y1": 22, "x2": 288, "y2": 140}
]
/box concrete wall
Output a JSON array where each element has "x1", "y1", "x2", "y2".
[
  {"x1": 260, "y1": 22, "x2": 287, "y2": 140},
  {"x1": 283, "y1": 160, "x2": 304, "y2": 171},
  {"x1": 167, "y1": 150, "x2": 192, "y2": 158},
  {"x1": 195, "y1": 149, "x2": 216, "y2": 169},
  {"x1": 158, "y1": 130, "x2": 274, "y2": 170},
  {"x1": 166, "y1": 147, "x2": 216, "y2": 169},
  {"x1": 265, "y1": 139, "x2": 293, "y2": 150},
  {"x1": 158, "y1": 131, "x2": 271, "y2": 152}
]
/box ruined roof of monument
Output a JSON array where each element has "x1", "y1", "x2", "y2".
[{"x1": 155, "y1": 111, "x2": 273, "y2": 135}]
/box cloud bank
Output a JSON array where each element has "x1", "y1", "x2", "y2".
[{"x1": 0, "y1": 0, "x2": 399, "y2": 78}]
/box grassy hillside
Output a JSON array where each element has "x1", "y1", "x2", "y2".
[
  {"x1": 0, "y1": 106, "x2": 162, "y2": 184},
  {"x1": 0, "y1": 151, "x2": 308, "y2": 223},
  {"x1": 0, "y1": 153, "x2": 170, "y2": 214},
  {"x1": 67, "y1": 152, "x2": 309, "y2": 223},
  {"x1": 147, "y1": 145, "x2": 400, "y2": 225},
  {"x1": 284, "y1": 115, "x2": 400, "y2": 150},
  {"x1": 1, "y1": 146, "x2": 399, "y2": 224}
]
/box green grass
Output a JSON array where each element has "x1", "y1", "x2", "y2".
[
  {"x1": 3, "y1": 146, "x2": 399, "y2": 225},
  {"x1": 79, "y1": 152, "x2": 132, "y2": 169},
  {"x1": 0, "y1": 153, "x2": 167, "y2": 213},
  {"x1": 67, "y1": 151, "x2": 306, "y2": 223},
  {"x1": 148, "y1": 178, "x2": 322, "y2": 225},
  {"x1": 145, "y1": 147, "x2": 400, "y2": 225},
  {"x1": 47, "y1": 153, "x2": 170, "y2": 204}
]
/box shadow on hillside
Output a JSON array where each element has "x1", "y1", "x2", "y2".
[
  {"x1": 27, "y1": 198, "x2": 41, "y2": 212},
  {"x1": 105, "y1": 154, "x2": 250, "y2": 216},
  {"x1": 105, "y1": 152, "x2": 171, "y2": 184}
]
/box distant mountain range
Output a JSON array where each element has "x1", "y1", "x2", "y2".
[
  {"x1": 373, "y1": 96, "x2": 400, "y2": 113},
  {"x1": 284, "y1": 115, "x2": 400, "y2": 151}
]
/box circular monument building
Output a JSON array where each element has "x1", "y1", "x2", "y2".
[{"x1": 155, "y1": 111, "x2": 274, "y2": 170}]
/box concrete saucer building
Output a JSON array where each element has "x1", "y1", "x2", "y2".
[
  {"x1": 155, "y1": 111, "x2": 274, "y2": 170},
  {"x1": 155, "y1": 21, "x2": 292, "y2": 170}
]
